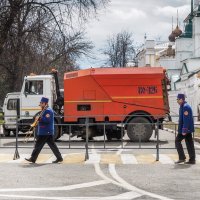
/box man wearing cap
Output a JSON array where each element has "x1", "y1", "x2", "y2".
[
  {"x1": 25, "y1": 97, "x2": 63, "y2": 163},
  {"x1": 175, "y1": 93, "x2": 195, "y2": 164}
]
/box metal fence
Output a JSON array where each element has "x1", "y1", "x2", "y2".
[{"x1": 0, "y1": 114, "x2": 199, "y2": 162}]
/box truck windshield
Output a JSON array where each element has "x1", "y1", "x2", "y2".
[{"x1": 24, "y1": 80, "x2": 43, "y2": 95}]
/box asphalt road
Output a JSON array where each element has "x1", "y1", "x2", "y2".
[{"x1": 0, "y1": 130, "x2": 200, "y2": 200}]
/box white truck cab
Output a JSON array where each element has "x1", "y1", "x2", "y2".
[
  {"x1": 3, "y1": 74, "x2": 57, "y2": 136},
  {"x1": 20, "y1": 75, "x2": 56, "y2": 119},
  {"x1": 3, "y1": 92, "x2": 20, "y2": 136}
]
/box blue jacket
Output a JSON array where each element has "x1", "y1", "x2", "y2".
[
  {"x1": 178, "y1": 101, "x2": 194, "y2": 134},
  {"x1": 38, "y1": 107, "x2": 54, "y2": 135}
]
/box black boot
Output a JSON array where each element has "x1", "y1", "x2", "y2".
[
  {"x1": 25, "y1": 158, "x2": 35, "y2": 163},
  {"x1": 52, "y1": 158, "x2": 63, "y2": 163}
]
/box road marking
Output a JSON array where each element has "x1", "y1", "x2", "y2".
[
  {"x1": 7, "y1": 154, "x2": 30, "y2": 163},
  {"x1": 109, "y1": 164, "x2": 173, "y2": 200},
  {"x1": 63, "y1": 153, "x2": 85, "y2": 164},
  {"x1": 121, "y1": 154, "x2": 138, "y2": 164},
  {"x1": 108, "y1": 145, "x2": 174, "y2": 200},
  {"x1": 0, "y1": 180, "x2": 109, "y2": 192},
  {"x1": 153, "y1": 154, "x2": 174, "y2": 164},
  {"x1": 167, "y1": 154, "x2": 179, "y2": 162},
  {"x1": 85, "y1": 153, "x2": 101, "y2": 164},
  {"x1": 135, "y1": 154, "x2": 157, "y2": 164},
  {"x1": 100, "y1": 154, "x2": 121, "y2": 164},
  {"x1": 1, "y1": 153, "x2": 200, "y2": 164},
  {"x1": 0, "y1": 191, "x2": 142, "y2": 199},
  {"x1": 0, "y1": 154, "x2": 13, "y2": 162},
  {"x1": 35, "y1": 154, "x2": 52, "y2": 163}
]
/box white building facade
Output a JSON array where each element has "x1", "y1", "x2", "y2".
[{"x1": 135, "y1": 2, "x2": 200, "y2": 121}]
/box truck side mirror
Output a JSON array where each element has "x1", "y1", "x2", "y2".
[{"x1": 16, "y1": 99, "x2": 20, "y2": 119}]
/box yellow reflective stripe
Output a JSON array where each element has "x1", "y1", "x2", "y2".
[
  {"x1": 65, "y1": 96, "x2": 163, "y2": 103},
  {"x1": 65, "y1": 100, "x2": 112, "y2": 103},
  {"x1": 22, "y1": 108, "x2": 41, "y2": 111},
  {"x1": 112, "y1": 96, "x2": 163, "y2": 99}
]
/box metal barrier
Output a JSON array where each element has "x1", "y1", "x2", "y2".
[{"x1": 0, "y1": 114, "x2": 200, "y2": 162}]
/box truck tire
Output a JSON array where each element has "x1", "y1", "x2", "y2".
[
  {"x1": 81, "y1": 126, "x2": 95, "y2": 140},
  {"x1": 3, "y1": 128, "x2": 10, "y2": 137},
  {"x1": 127, "y1": 117, "x2": 153, "y2": 142},
  {"x1": 12, "y1": 130, "x2": 16, "y2": 136},
  {"x1": 106, "y1": 132, "x2": 112, "y2": 141},
  {"x1": 106, "y1": 129, "x2": 124, "y2": 141}
]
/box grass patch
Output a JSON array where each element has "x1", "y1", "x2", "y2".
[
  {"x1": 0, "y1": 112, "x2": 3, "y2": 124},
  {"x1": 164, "y1": 122, "x2": 177, "y2": 131},
  {"x1": 195, "y1": 127, "x2": 200, "y2": 137}
]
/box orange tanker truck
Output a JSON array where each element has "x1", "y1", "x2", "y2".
[
  {"x1": 3, "y1": 66, "x2": 170, "y2": 141},
  {"x1": 63, "y1": 67, "x2": 170, "y2": 141}
]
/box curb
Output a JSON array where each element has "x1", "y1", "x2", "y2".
[{"x1": 163, "y1": 128, "x2": 200, "y2": 143}]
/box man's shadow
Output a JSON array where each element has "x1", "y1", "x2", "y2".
[
  {"x1": 172, "y1": 164, "x2": 192, "y2": 169},
  {"x1": 20, "y1": 163, "x2": 50, "y2": 168}
]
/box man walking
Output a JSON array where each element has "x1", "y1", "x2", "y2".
[
  {"x1": 175, "y1": 93, "x2": 195, "y2": 164},
  {"x1": 25, "y1": 97, "x2": 63, "y2": 163}
]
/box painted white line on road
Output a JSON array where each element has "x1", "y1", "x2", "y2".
[
  {"x1": 121, "y1": 154, "x2": 138, "y2": 164},
  {"x1": 7, "y1": 154, "x2": 30, "y2": 163},
  {"x1": 85, "y1": 154, "x2": 101, "y2": 164},
  {"x1": 90, "y1": 146, "x2": 123, "y2": 187},
  {"x1": 92, "y1": 143, "x2": 143, "y2": 198},
  {"x1": 103, "y1": 191, "x2": 142, "y2": 199},
  {"x1": 92, "y1": 143, "x2": 174, "y2": 199},
  {"x1": 152, "y1": 154, "x2": 174, "y2": 164},
  {"x1": 0, "y1": 194, "x2": 65, "y2": 199},
  {"x1": 108, "y1": 145, "x2": 174, "y2": 200},
  {"x1": 0, "y1": 180, "x2": 109, "y2": 192},
  {"x1": 94, "y1": 161, "x2": 122, "y2": 187},
  {"x1": 0, "y1": 191, "x2": 142, "y2": 200},
  {"x1": 109, "y1": 163, "x2": 174, "y2": 200}
]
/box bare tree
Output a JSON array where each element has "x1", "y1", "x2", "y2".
[
  {"x1": 103, "y1": 30, "x2": 136, "y2": 67},
  {"x1": 0, "y1": 0, "x2": 108, "y2": 103}
]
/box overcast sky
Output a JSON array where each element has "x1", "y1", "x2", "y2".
[{"x1": 78, "y1": 0, "x2": 193, "y2": 68}]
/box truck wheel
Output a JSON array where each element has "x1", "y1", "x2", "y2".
[
  {"x1": 12, "y1": 130, "x2": 16, "y2": 136},
  {"x1": 127, "y1": 117, "x2": 153, "y2": 142},
  {"x1": 3, "y1": 128, "x2": 10, "y2": 137},
  {"x1": 106, "y1": 132, "x2": 112, "y2": 141},
  {"x1": 81, "y1": 126, "x2": 95, "y2": 140},
  {"x1": 115, "y1": 129, "x2": 125, "y2": 140},
  {"x1": 106, "y1": 129, "x2": 124, "y2": 141}
]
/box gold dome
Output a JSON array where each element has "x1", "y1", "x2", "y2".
[{"x1": 173, "y1": 25, "x2": 182, "y2": 37}]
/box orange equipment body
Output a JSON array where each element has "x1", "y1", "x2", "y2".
[{"x1": 64, "y1": 67, "x2": 169, "y2": 123}]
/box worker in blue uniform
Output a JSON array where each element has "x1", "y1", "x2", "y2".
[
  {"x1": 25, "y1": 97, "x2": 63, "y2": 163},
  {"x1": 175, "y1": 93, "x2": 195, "y2": 164}
]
